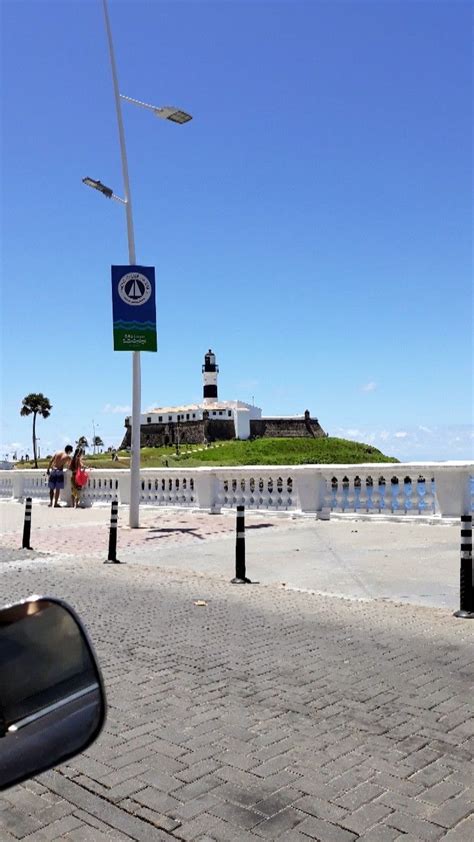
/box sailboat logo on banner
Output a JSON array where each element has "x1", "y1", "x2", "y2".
[{"x1": 118, "y1": 271, "x2": 152, "y2": 306}]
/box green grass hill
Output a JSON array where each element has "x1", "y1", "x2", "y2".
[
  {"x1": 20, "y1": 437, "x2": 398, "y2": 470},
  {"x1": 163, "y1": 437, "x2": 399, "y2": 467}
]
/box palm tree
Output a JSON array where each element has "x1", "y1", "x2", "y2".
[
  {"x1": 77, "y1": 436, "x2": 89, "y2": 451},
  {"x1": 20, "y1": 393, "x2": 52, "y2": 468},
  {"x1": 92, "y1": 435, "x2": 104, "y2": 454}
]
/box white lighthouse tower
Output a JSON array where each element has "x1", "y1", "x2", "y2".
[{"x1": 202, "y1": 349, "x2": 219, "y2": 403}]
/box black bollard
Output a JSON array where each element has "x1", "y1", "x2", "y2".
[
  {"x1": 454, "y1": 514, "x2": 474, "y2": 619},
  {"x1": 231, "y1": 505, "x2": 251, "y2": 584},
  {"x1": 21, "y1": 497, "x2": 33, "y2": 550},
  {"x1": 104, "y1": 499, "x2": 121, "y2": 564}
]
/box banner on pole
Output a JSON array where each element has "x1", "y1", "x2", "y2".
[{"x1": 111, "y1": 265, "x2": 157, "y2": 351}]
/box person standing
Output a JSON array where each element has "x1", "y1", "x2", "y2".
[
  {"x1": 47, "y1": 446, "x2": 73, "y2": 507},
  {"x1": 70, "y1": 447, "x2": 88, "y2": 509}
]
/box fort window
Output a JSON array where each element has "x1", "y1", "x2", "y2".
[
  {"x1": 158, "y1": 416, "x2": 162, "y2": 422},
  {"x1": 186, "y1": 414, "x2": 190, "y2": 420},
  {"x1": 219, "y1": 411, "x2": 223, "y2": 416},
  {"x1": 168, "y1": 416, "x2": 172, "y2": 421},
  {"x1": 228, "y1": 411, "x2": 232, "y2": 417},
  {"x1": 147, "y1": 417, "x2": 152, "y2": 423},
  {"x1": 192, "y1": 413, "x2": 196, "y2": 418}
]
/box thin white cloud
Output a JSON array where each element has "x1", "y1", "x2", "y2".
[
  {"x1": 327, "y1": 424, "x2": 473, "y2": 460},
  {"x1": 102, "y1": 404, "x2": 131, "y2": 414},
  {"x1": 361, "y1": 382, "x2": 377, "y2": 393},
  {"x1": 235, "y1": 379, "x2": 259, "y2": 391}
]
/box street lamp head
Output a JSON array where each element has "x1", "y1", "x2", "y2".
[
  {"x1": 155, "y1": 106, "x2": 192, "y2": 124},
  {"x1": 82, "y1": 177, "x2": 114, "y2": 198},
  {"x1": 119, "y1": 95, "x2": 193, "y2": 123}
]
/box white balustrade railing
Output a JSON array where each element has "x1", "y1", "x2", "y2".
[
  {"x1": 216, "y1": 469, "x2": 296, "y2": 511},
  {"x1": 21, "y1": 473, "x2": 50, "y2": 501},
  {"x1": 139, "y1": 472, "x2": 197, "y2": 507},
  {"x1": 321, "y1": 469, "x2": 436, "y2": 516},
  {"x1": 0, "y1": 462, "x2": 472, "y2": 520},
  {"x1": 0, "y1": 474, "x2": 14, "y2": 499}
]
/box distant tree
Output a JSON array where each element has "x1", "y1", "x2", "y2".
[
  {"x1": 77, "y1": 436, "x2": 89, "y2": 451},
  {"x1": 92, "y1": 435, "x2": 104, "y2": 454},
  {"x1": 20, "y1": 393, "x2": 52, "y2": 468}
]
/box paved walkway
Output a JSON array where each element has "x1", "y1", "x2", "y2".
[
  {"x1": 0, "y1": 502, "x2": 472, "y2": 841},
  {"x1": 0, "y1": 501, "x2": 461, "y2": 608}
]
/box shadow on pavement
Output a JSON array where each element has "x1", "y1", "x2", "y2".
[
  {"x1": 246, "y1": 523, "x2": 274, "y2": 530},
  {"x1": 145, "y1": 528, "x2": 205, "y2": 541}
]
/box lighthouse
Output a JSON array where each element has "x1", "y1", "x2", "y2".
[{"x1": 202, "y1": 349, "x2": 219, "y2": 403}]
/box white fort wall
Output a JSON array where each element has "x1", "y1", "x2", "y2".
[
  {"x1": 1, "y1": 463, "x2": 472, "y2": 520},
  {"x1": 131, "y1": 401, "x2": 262, "y2": 439}
]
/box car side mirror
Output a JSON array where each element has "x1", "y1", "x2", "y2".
[{"x1": 0, "y1": 596, "x2": 106, "y2": 790}]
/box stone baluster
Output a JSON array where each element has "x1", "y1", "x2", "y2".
[
  {"x1": 239, "y1": 476, "x2": 248, "y2": 507},
  {"x1": 365, "y1": 476, "x2": 375, "y2": 512},
  {"x1": 286, "y1": 475, "x2": 294, "y2": 509},
  {"x1": 358, "y1": 475, "x2": 368, "y2": 512},
  {"x1": 326, "y1": 475, "x2": 338, "y2": 512},
  {"x1": 402, "y1": 476, "x2": 413, "y2": 512},
  {"x1": 389, "y1": 477, "x2": 400, "y2": 513},
  {"x1": 337, "y1": 475, "x2": 346, "y2": 511},
  {"x1": 344, "y1": 476, "x2": 354, "y2": 512},
  {"x1": 266, "y1": 476, "x2": 273, "y2": 509},
  {"x1": 248, "y1": 476, "x2": 256, "y2": 507}
]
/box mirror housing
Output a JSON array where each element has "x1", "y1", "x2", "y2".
[{"x1": 0, "y1": 596, "x2": 106, "y2": 790}]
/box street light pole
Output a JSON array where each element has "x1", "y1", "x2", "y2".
[{"x1": 102, "y1": 0, "x2": 141, "y2": 528}]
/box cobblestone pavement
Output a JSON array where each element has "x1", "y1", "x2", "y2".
[{"x1": 0, "y1": 551, "x2": 473, "y2": 841}]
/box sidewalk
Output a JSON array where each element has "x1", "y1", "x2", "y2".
[{"x1": 0, "y1": 500, "x2": 461, "y2": 608}]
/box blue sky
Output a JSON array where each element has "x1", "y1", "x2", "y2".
[{"x1": 1, "y1": 0, "x2": 472, "y2": 462}]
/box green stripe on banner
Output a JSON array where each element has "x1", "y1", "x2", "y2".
[{"x1": 113, "y1": 326, "x2": 157, "y2": 351}]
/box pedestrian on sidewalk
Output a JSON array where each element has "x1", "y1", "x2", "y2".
[
  {"x1": 47, "y1": 446, "x2": 73, "y2": 507},
  {"x1": 70, "y1": 447, "x2": 88, "y2": 509}
]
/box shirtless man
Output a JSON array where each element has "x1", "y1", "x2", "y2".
[{"x1": 47, "y1": 446, "x2": 73, "y2": 507}]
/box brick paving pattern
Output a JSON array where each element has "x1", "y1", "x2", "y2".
[
  {"x1": 0, "y1": 508, "x2": 255, "y2": 557},
  {"x1": 0, "y1": 544, "x2": 472, "y2": 842}
]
